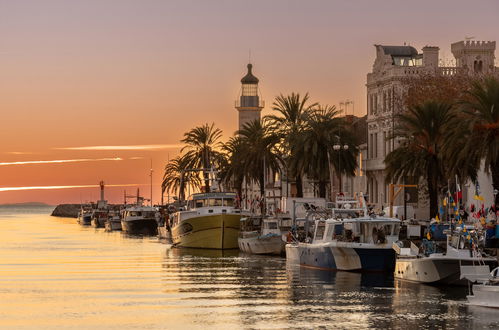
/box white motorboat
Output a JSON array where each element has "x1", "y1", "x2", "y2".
[
  {"x1": 394, "y1": 226, "x2": 497, "y2": 285},
  {"x1": 238, "y1": 217, "x2": 284, "y2": 255},
  {"x1": 121, "y1": 205, "x2": 158, "y2": 235},
  {"x1": 461, "y1": 266, "x2": 499, "y2": 308},
  {"x1": 105, "y1": 210, "x2": 122, "y2": 231},
  {"x1": 286, "y1": 193, "x2": 401, "y2": 272}
]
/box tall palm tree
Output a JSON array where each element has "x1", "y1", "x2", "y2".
[
  {"x1": 296, "y1": 105, "x2": 358, "y2": 198},
  {"x1": 162, "y1": 155, "x2": 202, "y2": 202},
  {"x1": 265, "y1": 92, "x2": 318, "y2": 197},
  {"x1": 238, "y1": 120, "x2": 282, "y2": 206},
  {"x1": 385, "y1": 101, "x2": 454, "y2": 217},
  {"x1": 218, "y1": 136, "x2": 247, "y2": 198},
  {"x1": 181, "y1": 123, "x2": 223, "y2": 193},
  {"x1": 453, "y1": 77, "x2": 499, "y2": 207}
]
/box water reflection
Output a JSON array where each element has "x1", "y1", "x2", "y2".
[{"x1": 0, "y1": 208, "x2": 497, "y2": 329}]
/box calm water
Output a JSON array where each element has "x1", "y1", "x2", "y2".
[{"x1": 0, "y1": 206, "x2": 498, "y2": 329}]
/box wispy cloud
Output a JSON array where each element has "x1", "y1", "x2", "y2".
[
  {"x1": 0, "y1": 157, "x2": 122, "y2": 166},
  {"x1": 5, "y1": 151, "x2": 38, "y2": 155},
  {"x1": 56, "y1": 144, "x2": 182, "y2": 151},
  {"x1": 0, "y1": 183, "x2": 146, "y2": 192}
]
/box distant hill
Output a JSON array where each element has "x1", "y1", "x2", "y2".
[{"x1": 0, "y1": 202, "x2": 53, "y2": 207}]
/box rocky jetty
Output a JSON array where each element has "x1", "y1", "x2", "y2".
[{"x1": 51, "y1": 204, "x2": 82, "y2": 218}]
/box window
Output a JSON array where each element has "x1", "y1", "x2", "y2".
[
  {"x1": 315, "y1": 222, "x2": 326, "y2": 240},
  {"x1": 374, "y1": 133, "x2": 378, "y2": 158},
  {"x1": 223, "y1": 198, "x2": 234, "y2": 207}
]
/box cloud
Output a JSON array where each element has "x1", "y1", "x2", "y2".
[
  {"x1": 0, "y1": 183, "x2": 147, "y2": 192},
  {"x1": 56, "y1": 144, "x2": 182, "y2": 151},
  {"x1": 0, "y1": 157, "x2": 122, "y2": 166},
  {"x1": 5, "y1": 151, "x2": 38, "y2": 155}
]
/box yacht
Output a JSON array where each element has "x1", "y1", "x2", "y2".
[
  {"x1": 394, "y1": 226, "x2": 497, "y2": 285},
  {"x1": 238, "y1": 217, "x2": 284, "y2": 255},
  {"x1": 286, "y1": 205, "x2": 401, "y2": 272},
  {"x1": 170, "y1": 192, "x2": 245, "y2": 249},
  {"x1": 105, "y1": 210, "x2": 122, "y2": 231}
]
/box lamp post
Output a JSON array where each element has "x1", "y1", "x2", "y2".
[{"x1": 332, "y1": 143, "x2": 349, "y2": 194}]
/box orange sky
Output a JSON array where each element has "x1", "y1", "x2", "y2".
[{"x1": 1, "y1": 0, "x2": 498, "y2": 204}]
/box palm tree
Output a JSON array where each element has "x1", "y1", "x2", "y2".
[
  {"x1": 296, "y1": 105, "x2": 358, "y2": 198},
  {"x1": 161, "y1": 155, "x2": 202, "y2": 202},
  {"x1": 453, "y1": 77, "x2": 499, "y2": 207},
  {"x1": 265, "y1": 92, "x2": 318, "y2": 197},
  {"x1": 237, "y1": 120, "x2": 282, "y2": 209},
  {"x1": 218, "y1": 136, "x2": 247, "y2": 198},
  {"x1": 385, "y1": 101, "x2": 454, "y2": 217},
  {"x1": 181, "y1": 123, "x2": 223, "y2": 193}
]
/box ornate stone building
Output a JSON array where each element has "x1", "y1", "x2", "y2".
[{"x1": 365, "y1": 40, "x2": 497, "y2": 218}]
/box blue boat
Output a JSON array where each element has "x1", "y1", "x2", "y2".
[{"x1": 286, "y1": 196, "x2": 401, "y2": 272}]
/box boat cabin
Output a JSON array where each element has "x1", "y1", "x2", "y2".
[
  {"x1": 261, "y1": 218, "x2": 281, "y2": 236},
  {"x1": 187, "y1": 192, "x2": 239, "y2": 210},
  {"x1": 312, "y1": 216, "x2": 400, "y2": 245}
]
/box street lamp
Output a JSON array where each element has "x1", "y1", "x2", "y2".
[{"x1": 332, "y1": 143, "x2": 349, "y2": 194}]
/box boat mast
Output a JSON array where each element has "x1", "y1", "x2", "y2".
[{"x1": 150, "y1": 159, "x2": 153, "y2": 206}]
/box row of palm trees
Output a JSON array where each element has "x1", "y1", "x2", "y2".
[
  {"x1": 385, "y1": 77, "x2": 499, "y2": 217},
  {"x1": 162, "y1": 93, "x2": 359, "y2": 203}
]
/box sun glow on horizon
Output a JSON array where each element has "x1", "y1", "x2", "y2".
[
  {"x1": 56, "y1": 144, "x2": 183, "y2": 151},
  {"x1": 0, "y1": 158, "x2": 123, "y2": 166}
]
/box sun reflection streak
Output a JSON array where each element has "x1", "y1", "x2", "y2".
[
  {"x1": 0, "y1": 184, "x2": 146, "y2": 192},
  {"x1": 0, "y1": 157, "x2": 123, "y2": 166}
]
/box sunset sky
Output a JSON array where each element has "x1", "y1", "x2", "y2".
[{"x1": 1, "y1": 0, "x2": 498, "y2": 204}]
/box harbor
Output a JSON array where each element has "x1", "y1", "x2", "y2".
[
  {"x1": 1, "y1": 204, "x2": 498, "y2": 329},
  {"x1": 2, "y1": 1, "x2": 499, "y2": 329}
]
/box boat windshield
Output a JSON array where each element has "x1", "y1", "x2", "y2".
[{"x1": 223, "y1": 198, "x2": 234, "y2": 206}]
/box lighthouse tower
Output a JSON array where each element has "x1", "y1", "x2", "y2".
[{"x1": 235, "y1": 63, "x2": 264, "y2": 131}]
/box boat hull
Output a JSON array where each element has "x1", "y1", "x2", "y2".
[
  {"x1": 468, "y1": 284, "x2": 499, "y2": 308},
  {"x1": 238, "y1": 234, "x2": 284, "y2": 255},
  {"x1": 286, "y1": 242, "x2": 396, "y2": 272},
  {"x1": 92, "y1": 217, "x2": 107, "y2": 228},
  {"x1": 395, "y1": 258, "x2": 496, "y2": 286},
  {"x1": 121, "y1": 219, "x2": 158, "y2": 235},
  {"x1": 78, "y1": 216, "x2": 92, "y2": 226},
  {"x1": 105, "y1": 220, "x2": 122, "y2": 231},
  {"x1": 171, "y1": 214, "x2": 241, "y2": 249}
]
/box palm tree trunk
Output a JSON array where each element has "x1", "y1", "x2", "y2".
[
  {"x1": 318, "y1": 181, "x2": 327, "y2": 198},
  {"x1": 427, "y1": 164, "x2": 438, "y2": 218},
  {"x1": 296, "y1": 173, "x2": 303, "y2": 197}
]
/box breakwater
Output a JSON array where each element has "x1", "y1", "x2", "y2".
[{"x1": 51, "y1": 204, "x2": 123, "y2": 218}]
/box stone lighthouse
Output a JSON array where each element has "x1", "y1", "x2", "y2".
[{"x1": 235, "y1": 63, "x2": 264, "y2": 131}]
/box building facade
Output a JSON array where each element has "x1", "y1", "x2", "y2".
[{"x1": 365, "y1": 40, "x2": 497, "y2": 218}]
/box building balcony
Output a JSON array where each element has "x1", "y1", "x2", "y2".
[{"x1": 235, "y1": 98, "x2": 265, "y2": 108}]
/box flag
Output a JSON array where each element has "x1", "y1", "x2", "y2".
[{"x1": 455, "y1": 175, "x2": 462, "y2": 201}]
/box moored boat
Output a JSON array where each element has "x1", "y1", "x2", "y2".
[
  {"x1": 238, "y1": 217, "x2": 284, "y2": 255},
  {"x1": 171, "y1": 192, "x2": 244, "y2": 249},
  {"x1": 77, "y1": 207, "x2": 93, "y2": 225},
  {"x1": 394, "y1": 226, "x2": 497, "y2": 285},
  {"x1": 461, "y1": 266, "x2": 499, "y2": 308},
  {"x1": 121, "y1": 205, "x2": 158, "y2": 235},
  {"x1": 105, "y1": 210, "x2": 122, "y2": 231}
]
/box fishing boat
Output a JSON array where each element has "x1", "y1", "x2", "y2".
[
  {"x1": 286, "y1": 194, "x2": 401, "y2": 272},
  {"x1": 238, "y1": 216, "x2": 284, "y2": 255},
  {"x1": 170, "y1": 192, "x2": 244, "y2": 249},
  {"x1": 461, "y1": 265, "x2": 499, "y2": 308},
  {"x1": 394, "y1": 226, "x2": 497, "y2": 285},
  {"x1": 77, "y1": 207, "x2": 93, "y2": 226}
]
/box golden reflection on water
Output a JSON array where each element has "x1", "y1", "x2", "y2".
[{"x1": 0, "y1": 208, "x2": 496, "y2": 329}]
